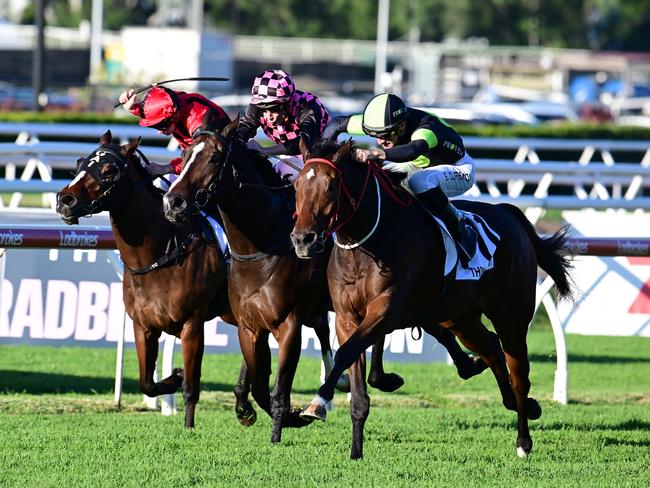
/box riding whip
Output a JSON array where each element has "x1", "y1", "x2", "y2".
[{"x1": 113, "y1": 77, "x2": 230, "y2": 108}]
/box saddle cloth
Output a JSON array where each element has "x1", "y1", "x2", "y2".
[
  {"x1": 199, "y1": 210, "x2": 230, "y2": 258},
  {"x1": 433, "y1": 211, "x2": 500, "y2": 281}
]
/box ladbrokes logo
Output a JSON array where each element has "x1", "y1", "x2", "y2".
[
  {"x1": 618, "y1": 240, "x2": 648, "y2": 256},
  {"x1": 0, "y1": 230, "x2": 23, "y2": 246},
  {"x1": 58, "y1": 230, "x2": 99, "y2": 247}
]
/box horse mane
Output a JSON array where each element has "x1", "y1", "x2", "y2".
[{"x1": 310, "y1": 137, "x2": 355, "y2": 160}]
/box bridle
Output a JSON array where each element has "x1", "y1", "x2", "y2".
[
  {"x1": 301, "y1": 157, "x2": 412, "y2": 250},
  {"x1": 188, "y1": 131, "x2": 293, "y2": 210},
  {"x1": 67, "y1": 145, "x2": 131, "y2": 217}
]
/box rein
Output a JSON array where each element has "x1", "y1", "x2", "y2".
[
  {"x1": 303, "y1": 157, "x2": 412, "y2": 250},
  {"x1": 126, "y1": 232, "x2": 202, "y2": 275}
]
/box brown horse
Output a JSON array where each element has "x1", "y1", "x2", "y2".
[
  {"x1": 55, "y1": 130, "x2": 256, "y2": 428},
  {"x1": 160, "y1": 120, "x2": 490, "y2": 444},
  {"x1": 291, "y1": 140, "x2": 574, "y2": 459}
]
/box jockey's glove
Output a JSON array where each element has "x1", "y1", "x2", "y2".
[{"x1": 354, "y1": 148, "x2": 386, "y2": 163}]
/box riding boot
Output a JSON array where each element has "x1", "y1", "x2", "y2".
[{"x1": 417, "y1": 187, "x2": 478, "y2": 267}]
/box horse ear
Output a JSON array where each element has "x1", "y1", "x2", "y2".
[
  {"x1": 99, "y1": 130, "x2": 112, "y2": 145},
  {"x1": 124, "y1": 136, "x2": 141, "y2": 156},
  {"x1": 299, "y1": 137, "x2": 310, "y2": 161},
  {"x1": 222, "y1": 115, "x2": 240, "y2": 139},
  {"x1": 332, "y1": 138, "x2": 353, "y2": 164}
]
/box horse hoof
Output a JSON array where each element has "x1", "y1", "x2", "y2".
[
  {"x1": 235, "y1": 402, "x2": 257, "y2": 427},
  {"x1": 335, "y1": 373, "x2": 351, "y2": 393},
  {"x1": 299, "y1": 401, "x2": 328, "y2": 421},
  {"x1": 457, "y1": 355, "x2": 489, "y2": 380},
  {"x1": 284, "y1": 409, "x2": 314, "y2": 428},
  {"x1": 368, "y1": 372, "x2": 404, "y2": 392},
  {"x1": 527, "y1": 398, "x2": 542, "y2": 420},
  {"x1": 516, "y1": 437, "x2": 533, "y2": 458}
]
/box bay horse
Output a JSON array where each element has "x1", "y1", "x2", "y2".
[
  {"x1": 55, "y1": 130, "x2": 256, "y2": 428},
  {"x1": 160, "y1": 120, "x2": 489, "y2": 444},
  {"x1": 290, "y1": 140, "x2": 575, "y2": 459}
]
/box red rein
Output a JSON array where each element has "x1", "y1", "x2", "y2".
[{"x1": 301, "y1": 157, "x2": 412, "y2": 236}]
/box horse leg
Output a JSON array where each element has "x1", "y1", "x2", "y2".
[
  {"x1": 421, "y1": 322, "x2": 489, "y2": 380},
  {"x1": 270, "y1": 320, "x2": 311, "y2": 444},
  {"x1": 490, "y1": 311, "x2": 539, "y2": 458},
  {"x1": 179, "y1": 319, "x2": 204, "y2": 429},
  {"x1": 348, "y1": 352, "x2": 370, "y2": 460},
  {"x1": 301, "y1": 302, "x2": 391, "y2": 421},
  {"x1": 307, "y1": 312, "x2": 350, "y2": 392},
  {"x1": 134, "y1": 325, "x2": 182, "y2": 397},
  {"x1": 448, "y1": 313, "x2": 517, "y2": 412},
  {"x1": 367, "y1": 336, "x2": 404, "y2": 392},
  {"x1": 233, "y1": 359, "x2": 256, "y2": 427},
  {"x1": 237, "y1": 326, "x2": 272, "y2": 418}
]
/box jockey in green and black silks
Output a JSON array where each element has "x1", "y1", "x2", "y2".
[{"x1": 322, "y1": 93, "x2": 478, "y2": 266}]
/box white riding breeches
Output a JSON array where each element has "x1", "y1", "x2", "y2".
[
  {"x1": 269, "y1": 154, "x2": 304, "y2": 182},
  {"x1": 406, "y1": 152, "x2": 476, "y2": 197}
]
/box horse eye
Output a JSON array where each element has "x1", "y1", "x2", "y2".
[{"x1": 100, "y1": 164, "x2": 118, "y2": 181}]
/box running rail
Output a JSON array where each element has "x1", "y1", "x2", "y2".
[{"x1": 2, "y1": 226, "x2": 649, "y2": 407}]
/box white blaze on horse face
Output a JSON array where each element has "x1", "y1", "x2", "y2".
[
  {"x1": 306, "y1": 168, "x2": 316, "y2": 180},
  {"x1": 170, "y1": 141, "x2": 205, "y2": 191},
  {"x1": 67, "y1": 170, "x2": 87, "y2": 188}
]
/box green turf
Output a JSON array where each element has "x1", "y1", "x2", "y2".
[{"x1": 0, "y1": 324, "x2": 648, "y2": 487}]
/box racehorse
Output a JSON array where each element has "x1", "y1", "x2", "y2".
[
  {"x1": 290, "y1": 139, "x2": 575, "y2": 459},
  {"x1": 55, "y1": 130, "x2": 256, "y2": 428},
  {"x1": 161, "y1": 120, "x2": 490, "y2": 444}
]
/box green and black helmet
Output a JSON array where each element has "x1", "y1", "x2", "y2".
[{"x1": 361, "y1": 93, "x2": 408, "y2": 137}]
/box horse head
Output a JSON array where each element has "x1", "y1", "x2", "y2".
[
  {"x1": 290, "y1": 138, "x2": 360, "y2": 258},
  {"x1": 56, "y1": 130, "x2": 142, "y2": 225},
  {"x1": 162, "y1": 118, "x2": 241, "y2": 224}
]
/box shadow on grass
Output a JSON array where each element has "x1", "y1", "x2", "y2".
[
  {"x1": 529, "y1": 353, "x2": 650, "y2": 364},
  {"x1": 0, "y1": 370, "x2": 236, "y2": 395}
]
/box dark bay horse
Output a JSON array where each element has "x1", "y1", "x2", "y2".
[
  {"x1": 290, "y1": 140, "x2": 575, "y2": 459},
  {"x1": 161, "y1": 120, "x2": 488, "y2": 444},
  {"x1": 55, "y1": 130, "x2": 255, "y2": 428}
]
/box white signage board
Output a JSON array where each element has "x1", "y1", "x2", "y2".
[{"x1": 557, "y1": 210, "x2": 650, "y2": 337}]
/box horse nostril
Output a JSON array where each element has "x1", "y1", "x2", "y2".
[
  {"x1": 58, "y1": 193, "x2": 77, "y2": 208},
  {"x1": 170, "y1": 196, "x2": 187, "y2": 211},
  {"x1": 303, "y1": 232, "x2": 317, "y2": 245}
]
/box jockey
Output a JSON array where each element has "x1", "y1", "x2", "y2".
[
  {"x1": 118, "y1": 85, "x2": 231, "y2": 255},
  {"x1": 118, "y1": 85, "x2": 230, "y2": 177},
  {"x1": 322, "y1": 93, "x2": 478, "y2": 266},
  {"x1": 236, "y1": 69, "x2": 330, "y2": 181}
]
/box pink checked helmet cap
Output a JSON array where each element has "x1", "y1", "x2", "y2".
[{"x1": 250, "y1": 69, "x2": 296, "y2": 106}]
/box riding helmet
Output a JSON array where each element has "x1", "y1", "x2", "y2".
[
  {"x1": 250, "y1": 69, "x2": 296, "y2": 108},
  {"x1": 139, "y1": 86, "x2": 179, "y2": 128},
  {"x1": 361, "y1": 93, "x2": 408, "y2": 137}
]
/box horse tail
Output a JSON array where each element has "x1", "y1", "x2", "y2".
[{"x1": 498, "y1": 203, "x2": 575, "y2": 301}]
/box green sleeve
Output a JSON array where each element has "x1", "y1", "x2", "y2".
[
  {"x1": 346, "y1": 115, "x2": 365, "y2": 135},
  {"x1": 411, "y1": 128, "x2": 438, "y2": 149}
]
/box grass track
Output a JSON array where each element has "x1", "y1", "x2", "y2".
[{"x1": 1, "y1": 325, "x2": 648, "y2": 487}]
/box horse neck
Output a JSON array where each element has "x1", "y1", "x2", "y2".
[
  {"x1": 215, "y1": 153, "x2": 293, "y2": 255},
  {"x1": 218, "y1": 183, "x2": 294, "y2": 256},
  {"x1": 110, "y1": 178, "x2": 182, "y2": 269},
  {"x1": 334, "y1": 162, "x2": 387, "y2": 244}
]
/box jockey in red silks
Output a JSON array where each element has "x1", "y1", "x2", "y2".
[
  {"x1": 119, "y1": 85, "x2": 231, "y2": 177},
  {"x1": 236, "y1": 69, "x2": 330, "y2": 181},
  {"x1": 119, "y1": 85, "x2": 231, "y2": 253}
]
